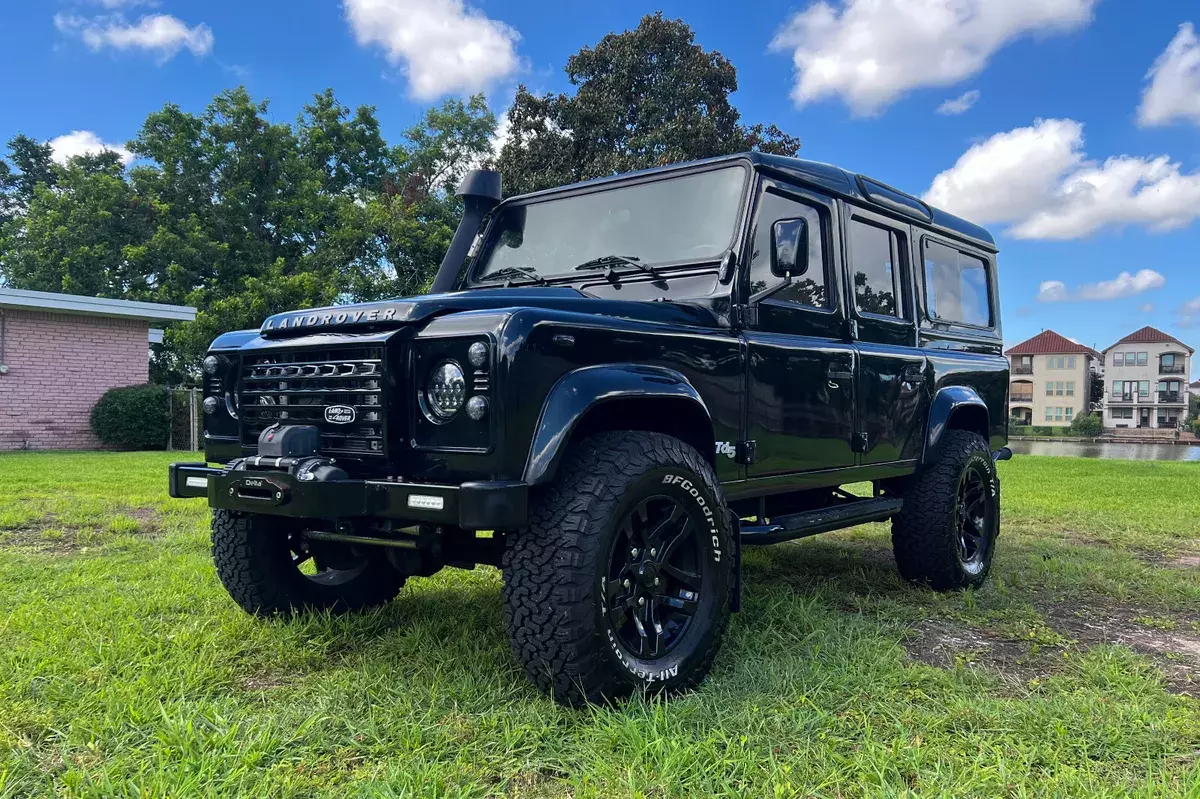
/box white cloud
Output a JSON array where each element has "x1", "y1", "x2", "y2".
[
  {"x1": 937, "y1": 89, "x2": 980, "y2": 115},
  {"x1": 48, "y1": 130, "x2": 134, "y2": 166},
  {"x1": 1140, "y1": 303, "x2": 1155, "y2": 313},
  {"x1": 344, "y1": 0, "x2": 520, "y2": 99},
  {"x1": 54, "y1": 13, "x2": 213, "y2": 60},
  {"x1": 768, "y1": 0, "x2": 1097, "y2": 115},
  {"x1": 89, "y1": 0, "x2": 157, "y2": 7},
  {"x1": 1139, "y1": 22, "x2": 1200, "y2": 128},
  {"x1": 1037, "y1": 269, "x2": 1165, "y2": 303},
  {"x1": 924, "y1": 118, "x2": 1200, "y2": 239},
  {"x1": 1180, "y1": 296, "x2": 1200, "y2": 327}
]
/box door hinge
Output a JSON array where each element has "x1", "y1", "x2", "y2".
[
  {"x1": 736, "y1": 440, "x2": 758, "y2": 465},
  {"x1": 732, "y1": 304, "x2": 758, "y2": 328},
  {"x1": 851, "y1": 432, "x2": 869, "y2": 453}
]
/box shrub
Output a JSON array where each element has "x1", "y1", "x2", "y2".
[
  {"x1": 1069, "y1": 412, "x2": 1103, "y2": 437},
  {"x1": 1192, "y1": 418, "x2": 1200, "y2": 438},
  {"x1": 1010, "y1": 425, "x2": 1032, "y2": 437},
  {"x1": 90, "y1": 384, "x2": 170, "y2": 450},
  {"x1": 1032, "y1": 426, "x2": 1055, "y2": 437}
]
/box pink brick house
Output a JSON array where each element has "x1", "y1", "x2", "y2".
[{"x1": 0, "y1": 288, "x2": 195, "y2": 450}]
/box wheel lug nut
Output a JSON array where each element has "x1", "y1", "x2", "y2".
[
  {"x1": 622, "y1": 579, "x2": 631, "y2": 589},
  {"x1": 631, "y1": 548, "x2": 639, "y2": 558},
  {"x1": 638, "y1": 597, "x2": 645, "y2": 606},
  {"x1": 650, "y1": 548, "x2": 657, "y2": 557},
  {"x1": 654, "y1": 577, "x2": 660, "y2": 586}
]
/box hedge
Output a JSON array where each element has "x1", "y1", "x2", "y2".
[{"x1": 90, "y1": 384, "x2": 171, "y2": 450}]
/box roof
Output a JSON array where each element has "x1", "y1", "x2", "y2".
[
  {"x1": 1005, "y1": 329, "x2": 1098, "y2": 357},
  {"x1": 0, "y1": 287, "x2": 196, "y2": 323},
  {"x1": 1101, "y1": 325, "x2": 1194, "y2": 354},
  {"x1": 1191, "y1": 379, "x2": 1200, "y2": 388},
  {"x1": 509, "y1": 152, "x2": 997, "y2": 253}
]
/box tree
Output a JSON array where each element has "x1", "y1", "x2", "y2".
[
  {"x1": 496, "y1": 13, "x2": 800, "y2": 195},
  {"x1": 1088, "y1": 370, "x2": 1105, "y2": 411}
]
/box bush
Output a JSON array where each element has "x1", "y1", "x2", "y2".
[
  {"x1": 1010, "y1": 425, "x2": 1032, "y2": 437},
  {"x1": 1192, "y1": 418, "x2": 1200, "y2": 438},
  {"x1": 90, "y1": 384, "x2": 170, "y2": 450},
  {"x1": 1032, "y1": 426, "x2": 1055, "y2": 437},
  {"x1": 1069, "y1": 412, "x2": 1103, "y2": 437}
]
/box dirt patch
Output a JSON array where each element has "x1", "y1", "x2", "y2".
[
  {"x1": 240, "y1": 672, "x2": 290, "y2": 692},
  {"x1": 906, "y1": 604, "x2": 1200, "y2": 696},
  {"x1": 1045, "y1": 603, "x2": 1200, "y2": 695},
  {"x1": 0, "y1": 508, "x2": 163, "y2": 554},
  {"x1": 904, "y1": 620, "x2": 1063, "y2": 690}
]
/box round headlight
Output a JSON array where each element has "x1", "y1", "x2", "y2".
[
  {"x1": 425, "y1": 361, "x2": 466, "y2": 419},
  {"x1": 467, "y1": 341, "x2": 489, "y2": 368},
  {"x1": 202, "y1": 355, "x2": 222, "y2": 375},
  {"x1": 202, "y1": 396, "x2": 219, "y2": 415}
]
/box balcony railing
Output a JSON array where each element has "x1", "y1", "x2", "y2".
[
  {"x1": 1158, "y1": 392, "x2": 1183, "y2": 404},
  {"x1": 1159, "y1": 364, "x2": 1185, "y2": 375},
  {"x1": 1012, "y1": 365, "x2": 1034, "y2": 375},
  {"x1": 1011, "y1": 394, "x2": 1034, "y2": 403},
  {"x1": 1110, "y1": 392, "x2": 1143, "y2": 403}
]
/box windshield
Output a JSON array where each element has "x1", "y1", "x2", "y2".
[{"x1": 472, "y1": 165, "x2": 748, "y2": 283}]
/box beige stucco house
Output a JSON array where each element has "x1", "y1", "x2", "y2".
[
  {"x1": 1005, "y1": 330, "x2": 1098, "y2": 427},
  {"x1": 1100, "y1": 326, "x2": 1193, "y2": 430}
]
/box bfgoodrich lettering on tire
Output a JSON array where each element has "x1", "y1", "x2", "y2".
[
  {"x1": 891, "y1": 430, "x2": 1000, "y2": 591},
  {"x1": 502, "y1": 431, "x2": 734, "y2": 705}
]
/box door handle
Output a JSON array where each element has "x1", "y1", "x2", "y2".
[
  {"x1": 902, "y1": 364, "x2": 924, "y2": 381},
  {"x1": 827, "y1": 367, "x2": 854, "y2": 380}
]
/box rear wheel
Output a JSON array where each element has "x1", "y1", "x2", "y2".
[
  {"x1": 502, "y1": 431, "x2": 734, "y2": 705},
  {"x1": 891, "y1": 430, "x2": 999, "y2": 590},
  {"x1": 211, "y1": 510, "x2": 405, "y2": 616}
]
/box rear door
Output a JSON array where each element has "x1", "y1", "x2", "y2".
[
  {"x1": 743, "y1": 179, "x2": 856, "y2": 476},
  {"x1": 841, "y1": 205, "x2": 927, "y2": 464}
]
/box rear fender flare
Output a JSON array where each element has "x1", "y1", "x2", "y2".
[{"x1": 922, "y1": 385, "x2": 990, "y2": 464}]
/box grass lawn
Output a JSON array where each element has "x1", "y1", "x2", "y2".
[{"x1": 1, "y1": 452, "x2": 1199, "y2": 797}]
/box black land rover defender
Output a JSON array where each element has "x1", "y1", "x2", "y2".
[{"x1": 170, "y1": 153, "x2": 1010, "y2": 705}]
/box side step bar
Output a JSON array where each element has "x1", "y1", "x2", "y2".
[{"x1": 740, "y1": 497, "x2": 904, "y2": 546}]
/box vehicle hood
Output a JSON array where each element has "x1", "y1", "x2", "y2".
[{"x1": 258, "y1": 286, "x2": 722, "y2": 338}]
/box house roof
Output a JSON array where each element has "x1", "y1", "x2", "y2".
[
  {"x1": 0, "y1": 287, "x2": 195, "y2": 323},
  {"x1": 1102, "y1": 325, "x2": 1194, "y2": 354},
  {"x1": 1005, "y1": 329, "x2": 1098, "y2": 357},
  {"x1": 1191, "y1": 379, "x2": 1200, "y2": 388}
]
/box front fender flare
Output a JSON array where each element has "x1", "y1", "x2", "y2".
[
  {"x1": 522, "y1": 364, "x2": 712, "y2": 487},
  {"x1": 922, "y1": 385, "x2": 989, "y2": 464}
]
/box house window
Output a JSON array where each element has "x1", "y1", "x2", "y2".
[
  {"x1": 849, "y1": 219, "x2": 904, "y2": 319},
  {"x1": 1110, "y1": 407, "x2": 1133, "y2": 420},
  {"x1": 1114, "y1": 353, "x2": 1124, "y2": 367},
  {"x1": 1137, "y1": 352, "x2": 1148, "y2": 366},
  {"x1": 1045, "y1": 407, "x2": 1054, "y2": 421},
  {"x1": 1054, "y1": 407, "x2": 1063, "y2": 421},
  {"x1": 1056, "y1": 381, "x2": 1064, "y2": 396},
  {"x1": 1046, "y1": 382, "x2": 1054, "y2": 396},
  {"x1": 1066, "y1": 381, "x2": 1074, "y2": 396},
  {"x1": 921, "y1": 239, "x2": 991, "y2": 326},
  {"x1": 1067, "y1": 355, "x2": 1076, "y2": 369},
  {"x1": 1065, "y1": 407, "x2": 1074, "y2": 421},
  {"x1": 1139, "y1": 380, "x2": 1150, "y2": 396},
  {"x1": 1046, "y1": 356, "x2": 1055, "y2": 370}
]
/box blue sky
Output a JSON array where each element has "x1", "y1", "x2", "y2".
[{"x1": 2, "y1": 1, "x2": 1199, "y2": 369}]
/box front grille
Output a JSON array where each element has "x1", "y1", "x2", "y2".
[{"x1": 239, "y1": 345, "x2": 387, "y2": 457}]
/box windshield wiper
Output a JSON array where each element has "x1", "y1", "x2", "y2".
[
  {"x1": 573, "y1": 254, "x2": 665, "y2": 281},
  {"x1": 477, "y1": 266, "x2": 548, "y2": 286}
]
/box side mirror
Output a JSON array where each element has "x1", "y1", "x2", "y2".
[{"x1": 771, "y1": 218, "x2": 808, "y2": 279}]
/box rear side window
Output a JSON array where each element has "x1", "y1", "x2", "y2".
[
  {"x1": 922, "y1": 239, "x2": 992, "y2": 327},
  {"x1": 848, "y1": 218, "x2": 905, "y2": 319}
]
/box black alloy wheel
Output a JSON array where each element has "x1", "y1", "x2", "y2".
[
  {"x1": 604, "y1": 496, "x2": 706, "y2": 660},
  {"x1": 954, "y1": 460, "x2": 995, "y2": 574}
]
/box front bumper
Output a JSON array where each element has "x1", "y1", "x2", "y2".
[{"x1": 168, "y1": 463, "x2": 528, "y2": 529}]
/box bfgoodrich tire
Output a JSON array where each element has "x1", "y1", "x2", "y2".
[
  {"x1": 502, "y1": 431, "x2": 734, "y2": 705},
  {"x1": 211, "y1": 510, "x2": 405, "y2": 616},
  {"x1": 891, "y1": 430, "x2": 1000, "y2": 591}
]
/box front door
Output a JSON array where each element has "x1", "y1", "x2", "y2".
[
  {"x1": 1140, "y1": 408, "x2": 1151, "y2": 428},
  {"x1": 743, "y1": 179, "x2": 856, "y2": 476},
  {"x1": 841, "y1": 205, "x2": 925, "y2": 464}
]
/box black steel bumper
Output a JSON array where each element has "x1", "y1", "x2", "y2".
[{"x1": 168, "y1": 463, "x2": 528, "y2": 529}]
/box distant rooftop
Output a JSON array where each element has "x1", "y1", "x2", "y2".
[
  {"x1": 1005, "y1": 329, "x2": 1098, "y2": 358},
  {"x1": 0, "y1": 287, "x2": 195, "y2": 323},
  {"x1": 1102, "y1": 325, "x2": 1193, "y2": 354}
]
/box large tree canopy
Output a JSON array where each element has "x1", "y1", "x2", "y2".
[
  {"x1": 497, "y1": 13, "x2": 801, "y2": 196},
  {"x1": 0, "y1": 88, "x2": 495, "y2": 380}
]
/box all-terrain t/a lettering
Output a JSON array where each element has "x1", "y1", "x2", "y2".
[{"x1": 169, "y1": 152, "x2": 1010, "y2": 705}]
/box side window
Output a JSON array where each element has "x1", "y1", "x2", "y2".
[
  {"x1": 922, "y1": 239, "x2": 992, "y2": 327},
  {"x1": 848, "y1": 218, "x2": 905, "y2": 319},
  {"x1": 748, "y1": 190, "x2": 829, "y2": 308}
]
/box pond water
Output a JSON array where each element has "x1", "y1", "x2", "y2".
[{"x1": 1008, "y1": 439, "x2": 1200, "y2": 462}]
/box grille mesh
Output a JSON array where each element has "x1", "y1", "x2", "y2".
[{"x1": 239, "y1": 345, "x2": 386, "y2": 457}]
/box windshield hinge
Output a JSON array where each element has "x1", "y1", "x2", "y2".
[
  {"x1": 735, "y1": 440, "x2": 757, "y2": 465},
  {"x1": 732, "y1": 304, "x2": 758, "y2": 328}
]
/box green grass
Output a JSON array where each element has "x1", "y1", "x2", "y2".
[{"x1": 1, "y1": 452, "x2": 1199, "y2": 797}]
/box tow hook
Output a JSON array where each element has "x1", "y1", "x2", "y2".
[{"x1": 992, "y1": 447, "x2": 1013, "y2": 462}]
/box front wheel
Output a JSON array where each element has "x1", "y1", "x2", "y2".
[
  {"x1": 891, "y1": 430, "x2": 1000, "y2": 591},
  {"x1": 211, "y1": 510, "x2": 405, "y2": 616},
  {"x1": 502, "y1": 431, "x2": 734, "y2": 705}
]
